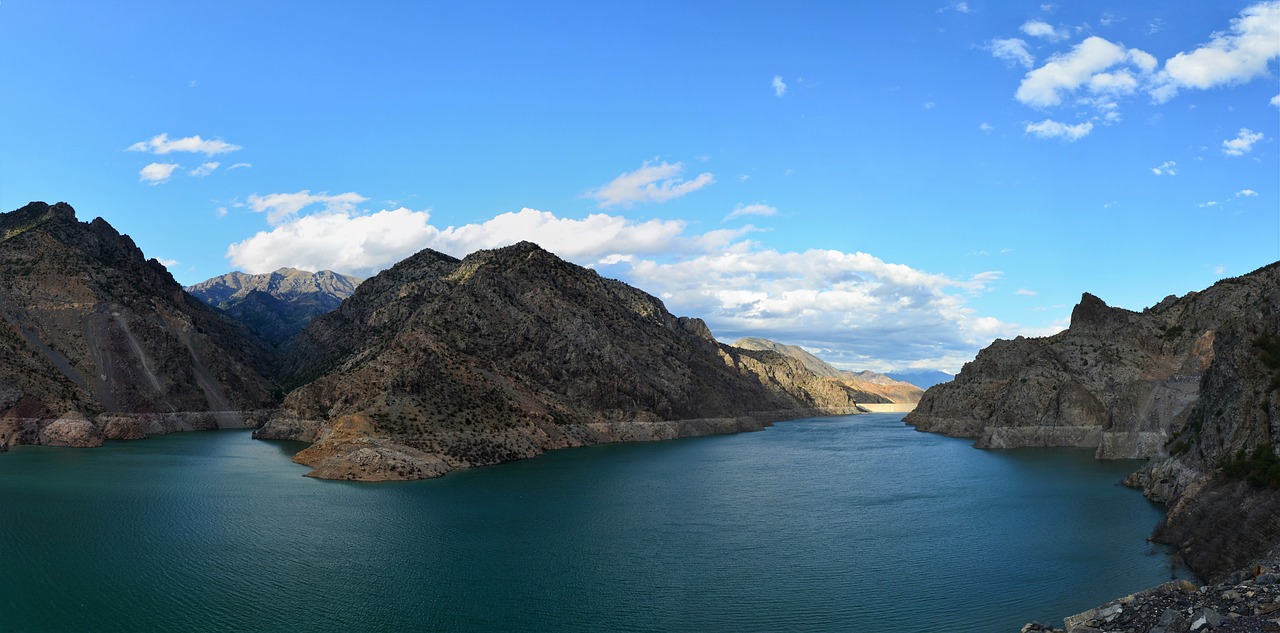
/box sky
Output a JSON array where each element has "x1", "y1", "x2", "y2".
[{"x1": 1, "y1": 1, "x2": 1277, "y2": 375}]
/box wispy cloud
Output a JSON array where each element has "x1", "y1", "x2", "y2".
[
  {"x1": 939, "y1": 2, "x2": 970, "y2": 14},
  {"x1": 1020, "y1": 19, "x2": 1068, "y2": 41},
  {"x1": 139, "y1": 162, "x2": 179, "y2": 185},
  {"x1": 189, "y1": 162, "x2": 220, "y2": 177},
  {"x1": 585, "y1": 160, "x2": 714, "y2": 208},
  {"x1": 772, "y1": 75, "x2": 788, "y2": 97},
  {"x1": 127, "y1": 133, "x2": 242, "y2": 156},
  {"x1": 726, "y1": 203, "x2": 778, "y2": 221},
  {"x1": 979, "y1": 122, "x2": 995, "y2": 133},
  {"x1": 1015, "y1": 288, "x2": 1038, "y2": 296},
  {"x1": 1222, "y1": 128, "x2": 1264, "y2": 156},
  {"x1": 1151, "y1": 160, "x2": 1177, "y2": 175},
  {"x1": 988, "y1": 38, "x2": 1035, "y2": 68},
  {"x1": 1237, "y1": 189, "x2": 1259, "y2": 197},
  {"x1": 227, "y1": 162, "x2": 252, "y2": 171},
  {"x1": 247, "y1": 190, "x2": 369, "y2": 225},
  {"x1": 1025, "y1": 119, "x2": 1093, "y2": 141}
]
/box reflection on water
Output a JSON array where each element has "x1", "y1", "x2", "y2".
[{"x1": 0, "y1": 416, "x2": 1189, "y2": 632}]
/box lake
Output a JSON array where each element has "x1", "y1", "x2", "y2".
[{"x1": 0, "y1": 413, "x2": 1189, "y2": 632}]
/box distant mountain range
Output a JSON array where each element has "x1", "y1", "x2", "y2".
[
  {"x1": 731, "y1": 337, "x2": 924, "y2": 405},
  {"x1": 884, "y1": 369, "x2": 952, "y2": 389},
  {"x1": 187, "y1": 268, "x2": 361, "y2": 346}
]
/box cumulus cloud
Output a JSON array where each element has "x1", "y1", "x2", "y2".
[
  {"x1": 127, "y1": 133, "x2": 241, "y2": 156},
  {"x1": 1152, "y1": 1, "x2": 1280, "y2": 102},
  {"x1": 139, "y1": 162, "x2": 179, "y2": 184},
  {"x1": 1237, "y1": 189, "x2": 1259, "y2": 196},
  {"x1": 226, "y1": 202, "x2": 1030, "y2": 372},
  {"x1": 1021, "y1": 19, "x2": 1068, "y2": 41},
  {"x1": 772, "y1": 75, "x2": 788, "y2": 97},
  {"x1": 1222, "y1": 128, "x2": 1264, "y2": 156},
  {"x1": 189, "y1": 162, "x2": 220, "y2": 177},
  {"x1": 726, "y1": 203, "x2": 778, "y2": 220},
  {"x1": 1151, "y1": 161, "x2": 1177, "y2": 175},
  {"x1": 1016, "y1": 36, "x2": 1134, "y2": 107},
  {"x1": 585, "y1": 160, "x2": 714, "y2": 208},
  {"x1": 247, "y1": 190, "x2": 369, "y2": 225},
  {"x1": 1272, "y1": 94, "x2": 1280, "y2": 107},
  {"x1": 989, "y1": 38, "x2": 1035, "y2": 68},
  {"x1": 1025, "y1": 119, "x2": 1093, "y2": 141}
]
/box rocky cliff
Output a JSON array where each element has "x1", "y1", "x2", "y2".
[
  {"x1": 732, "y1": 337, "x2": 925, "y2": 406},
  {"x1": 905, "y1": 263, "x2": 1280, "y2": 581},
  {"x1": 0, "y1": 202, "x2": 278, "y2": 450},
  {"x1": 187, "y1": 268, "x2": 362, "y2": 346},
  {"x1": 257, "y1": 241, "x2": 867, "y2": 481}
]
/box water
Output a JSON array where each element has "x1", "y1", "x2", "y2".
[{"x1": 0, "y1": 414, "x2": 1188, "y2": 632}]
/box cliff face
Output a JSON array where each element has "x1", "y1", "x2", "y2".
[
  {"x1": 187, "y1": 268, "x2": 362, "y2": 346},
  {"x1": 905, "y1": 263, "x2": 1280, "y2": 581},
  {"x1": 257, "y1": 242, "x2": 865, "y2": 481},
  {"x1": 732, "y1": 337, "x2": 925, "y2": 406},
  {"x1": 0, "y1": 202, "x2": 278, "y2": 451}
]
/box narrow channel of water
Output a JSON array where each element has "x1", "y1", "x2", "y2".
[{"x1": 0, "y1": 413, "x2": 1189, "y2": 632}]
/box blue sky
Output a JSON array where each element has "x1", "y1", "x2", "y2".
[{"x1": 1, "y1": 0, "x2": 1277, "y2": 374}]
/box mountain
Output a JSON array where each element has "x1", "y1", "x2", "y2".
[
  {"x1": 905, "y1": 263, "x2": 1280, "y2": 582},
  {"x1": 0, "y1": 202, "x2": 278, "y2": 451},
  {"x1": 884, "y1": 370, "x2": 952, "y2": 389},
  {"x1": 187, "y1": 268, "x2": 362, "y2": 345},
  {"x1": 732, "y1": 337, "x2": 925, "y2": 406},
  {"x1": 256, "y1": 242, "x2": 867, "y2": 481}
]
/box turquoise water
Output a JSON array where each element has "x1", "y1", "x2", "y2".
[{"x1": 0, "y1": 414, "x2": 1188, "y2": 632}]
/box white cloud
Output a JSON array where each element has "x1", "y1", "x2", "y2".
[
  {"x1": 1021, "y1": 19, "x2": 1068, "y2": 41},
  {"x1": 1015, "y1": 288, "x2": 1038, "y2": 296},
  {"x1": 226, "y1": 204, "x2": 1025, "y2": 372},
  {"x1": 189, "y1": 162, "x2": 219, "y2": 177},
  {"x1": 1222, "y1": 128, "x2": 1264, "y2": 156},
  {"x1": 1199, "y1": 200, "x2": 1219, "y2": 208},
  {"x1": 1153, "y1": 1, "x2": 1280, "y2": 102},
  {"x1": 939, "y1": 2, "x2": 970, "y2": 13},
  {"x1": 1237, "y1": 189, "x2": 1259, "y2": 196},
  {"x1": 1214, "y1": 265, "x2": 1227, "y2": 275},
  {"x1": 1016, "y1": 36, "x2": 1131, "y2": 107},
  {"x1": 215, "y1": 207, "x2": 228, "y2": 218},
  {"x1": 157, "y1": 258, "x2": 179, "y2": 268},
  {"x1": 989, "y1": 38, "x2": 1035, "y2": 69},
  {"x1": 227, "y1": 162, "x2": 252, "y2": 170},
  {"x1": 585, "y1": 160, "x2": 714, "y2": 208},
  {"x1": 1271, "y1": 94, "x2": 1280, "y2": 107},
  {"x1": 1151, "y1": 160, "x2": 1177, "y2": 176},
  {"x1": 247, "y1": 190, "x2": 369, "y2": 225},
  {"x1": 1025, "y1": 119, "x2": 1093, "y2": 141},
  {"x1": 127, "y1": 133, "x2": 242, "y2": 156},
  {"x1": 772, "y1": 75, "x2": 788, "y2": 97},
  {"x1": 979, "y1": 122, "x2": 995, "y2": 133},
  {"x1": 139, "y1": 162, "x2": 179, "y2": 185},
  {"x1": 726, "y1": 203, "x2": 778, "y2": 220}
]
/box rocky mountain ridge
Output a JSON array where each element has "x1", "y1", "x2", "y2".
[
  {"x1": 732, "y1": 336, "x2": 925, "y2": 406},
  {"x1": 0, "y1": 202, "x2": 278, "y2": 451},
  {"x1": 905, "y1": 263, "x2": 1280, "y2": 583},
  {"x1": 187, "y1": 268, "x2": 362, "y2": 345},
  {"x1": 256, "y1": 241, "x2": 871, "y2": 480}
]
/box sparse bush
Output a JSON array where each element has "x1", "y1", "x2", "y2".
[{"x1": 1223, "y1": 444, "x2": 1280, "y2": 489}]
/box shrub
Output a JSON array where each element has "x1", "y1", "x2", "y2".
[{"x1": 1222, "y1": 444, "x2": 1280, "y2": 489}]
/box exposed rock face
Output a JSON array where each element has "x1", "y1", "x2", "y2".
[
  {"x1": 905, "y1": 263, "x2": 1280, "y2": 581},
  {"x1": 187, "y1": 268, "x2": 362, "y2": 346},
  {"x1": 0, "y1": 202, "x2": 279, "y2": 451},
  {"x1": 258, "y1": 242, "x2": 866, "y2": 480},
  {"x1": 733, "y1": 337, "x2": 925, "y2": 406}
]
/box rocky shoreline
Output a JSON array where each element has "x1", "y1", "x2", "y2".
[{"x1": 1024, "y1": 556, "x2": 1280, "y2": 633}]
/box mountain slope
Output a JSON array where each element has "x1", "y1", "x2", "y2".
[
  {"x1": 187, "y1": 268, "x2": 362, "y2": 345},
  {"x1": 257, "y1": 242, "x2": 865, "y2": 480},
  {"x1": 732, "y1": 337, "x2": 925, "y2": 406},
  {"x1": 905, "y1": 263, "x2": 1280, "y2": 581},
  {"x1": 0, "y1": 202, "x2": 278, "y2": 450}
]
